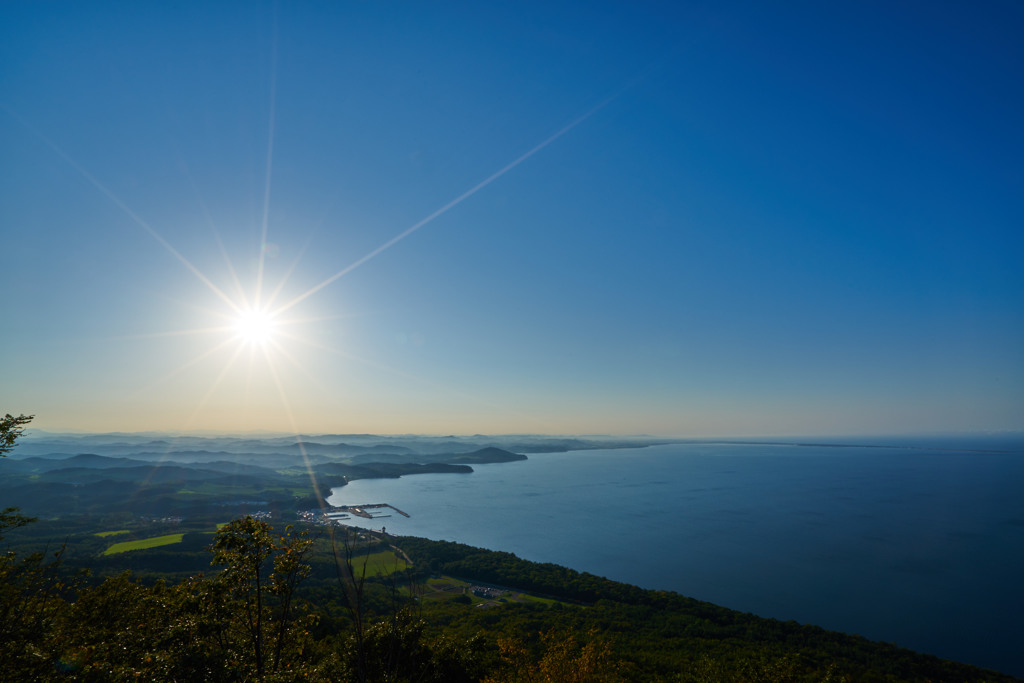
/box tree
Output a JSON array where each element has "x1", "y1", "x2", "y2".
[
  {"x1": 485, "y1": 628, "x2": 623, "y2": 683},
  {"x1": 0, "y1": 413, "x2": 78, "y2": 679},
  {"x1": 0, "y1": 413, "x2": 33, "y2": 457},
  {"x1": 0, "y1": 414, "x2": 34, "y2": 540},
  {"x1": 0, "y1": 542, "x2": 75, "y2": 680},
  {"x1": 210, "y1": 515, "x2": 315, "y2": 678}
]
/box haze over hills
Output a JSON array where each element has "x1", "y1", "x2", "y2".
[
  {"x1": 1, "y1": 432, "x2": 666, "y2": 519},
  {"x1": 10, "y1": 432, "x2": 674, "y2": 462}
]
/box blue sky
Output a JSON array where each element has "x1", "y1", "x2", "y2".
[{"x1": 2, "y1": 1, "x2": 1022, "y2": 436}]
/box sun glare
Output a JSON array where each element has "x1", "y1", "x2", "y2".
[{"x1": 234, "y1": 308, "x2": 277, "y2": 346}]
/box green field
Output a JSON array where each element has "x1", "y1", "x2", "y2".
[
  {"x1": 353, "y1": 550, "x2": 409, "y2": 577},
  {"x1": 95, "y1": 529, "x2": 129, "y2": 538},
  {"x1": 102, "y1": 533, "x2": 185, "y2": 555}
]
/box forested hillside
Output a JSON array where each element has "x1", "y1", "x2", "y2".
[{"x1": 2, "y1": 516, "x2": 1018, "y2": 682}]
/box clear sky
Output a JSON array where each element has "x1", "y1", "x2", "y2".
[{"x1": 2, "y1": 1, "x2": 1022, "y2": 436}]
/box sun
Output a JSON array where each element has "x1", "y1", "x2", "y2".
[{"x1": 233, "y1": 308, "x2": 277, "y2": 346}]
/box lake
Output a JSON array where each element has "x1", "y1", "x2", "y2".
[{"x1": 328, "y1": 440, "x2": 1024, "y2": 676}]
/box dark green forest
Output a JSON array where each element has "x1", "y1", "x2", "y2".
[
  {"x1": 2, "y1": 415, "x2": 1019, "y2": 681},
  {"x1": 5, "y1": 516, "x2": 1019, "y2": 682}
]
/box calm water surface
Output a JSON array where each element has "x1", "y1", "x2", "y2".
[{"x1": 327, "y1": 442, "x2": 1024, "y2": 676}]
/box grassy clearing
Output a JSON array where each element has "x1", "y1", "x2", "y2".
[
  {"x1": 103, "y1": 533, "x2": 184, "y2": 555},
  {"x1": 95, "y1": 529, "x2": 130, "y2": 538},
  {"x1": 349, "y1": 550, "x2": 409, "y2": 577}
]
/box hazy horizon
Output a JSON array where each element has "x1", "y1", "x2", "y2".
[
  {"x1": 3, "y1": 2, "x2": 1021, "y2": 436},
  {"x1": 18, "y1": 426, "x2": 1024, "y2": 442}
]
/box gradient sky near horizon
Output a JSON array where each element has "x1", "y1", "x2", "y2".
[{"x1": 2, "y1": 1, "x2": 1022, "y2": 436}]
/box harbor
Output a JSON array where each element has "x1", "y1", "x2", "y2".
[{"x1": 300, "y1": 503, "x2": 410, "y2": 527}]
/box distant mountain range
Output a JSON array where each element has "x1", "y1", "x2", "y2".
[
  {"x1": 0, "y1": 432, "x2": 676, "y2": 519},
  {"x1": 10, "y1": 432, "x2": 674, "y2": 463},
  {"x1": 3, "y1": 432, "x2": 667, "y2": 518}
]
